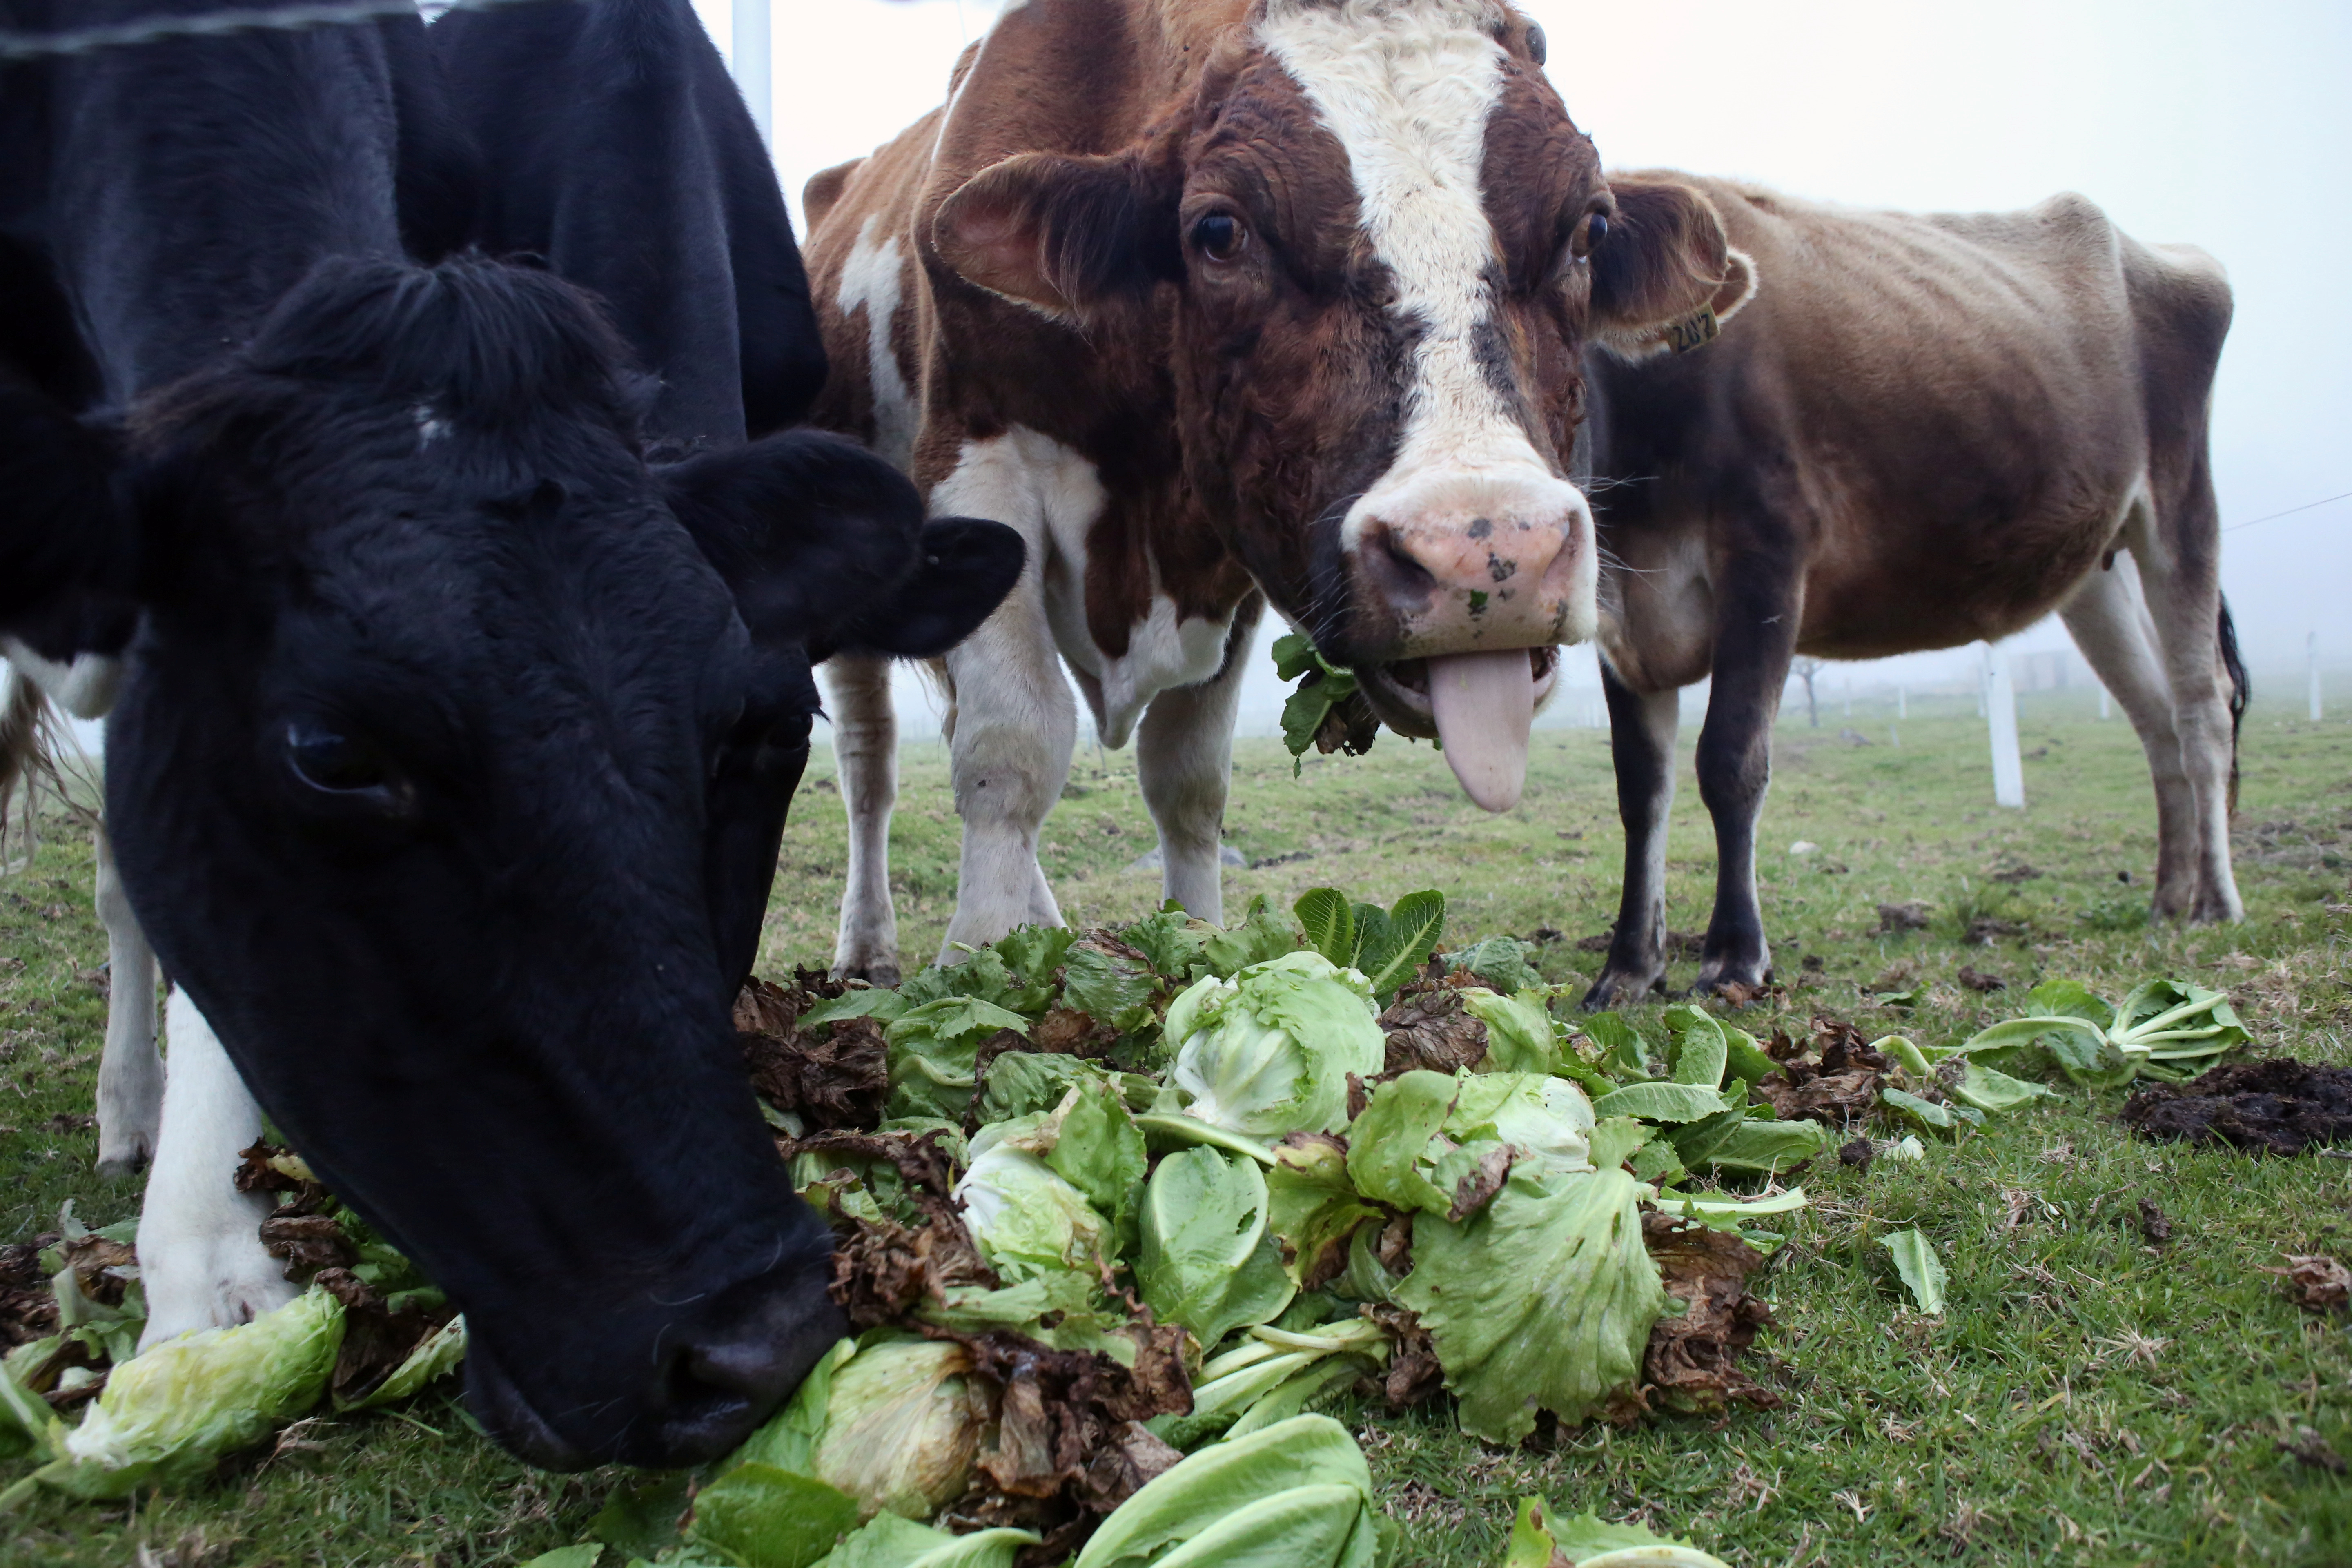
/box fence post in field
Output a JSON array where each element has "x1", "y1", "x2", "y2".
[
  {"x1": 1983, "y1": 642, "x2": 2025, "y2": 808},
  {"x1": 733, "y1": 0, "x2": 773, "y2": 149},
  {"x1": 2098, "y1": 684, "x2": 2110, "y2": 720},
  {"x1": 2312, "y1": 632, "x2": 2324, "y2": 722},
  {"x1": 1897, "y1": 685, "x2": 1907, "y2": 719}
]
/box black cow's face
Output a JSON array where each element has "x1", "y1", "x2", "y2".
[{"x1": 0, "y1": 259, "x2": 1022, "y2": 1468}]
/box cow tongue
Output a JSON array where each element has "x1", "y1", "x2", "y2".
[{"x1": 1427, "y1": 650, "x2": 1535, "y2": 813}]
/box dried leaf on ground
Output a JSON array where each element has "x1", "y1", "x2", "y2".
[
  {"x1": 55, "y1": 1229, "x2": 138, "y2": 1310},
  {"x1": 1361, "y1": 1303, "x2": 1444, "y2": 1408},
  {"x1": 2119, "y1": 1060, "x2": 2352, "y2": 1157},
  {"x1": 0, "y1": 1240, "x2": 58, "y2": 1348},
  {"x1": 1639, "y1": 1213, "x2": 1782, "y2": 1415},
  {"x1": 1754, "y1": 1017, "x2": 1890, "y2": 1126},
  {"x1": 1875, "y1": 902, "x2": 1931, "y2": 934},
  {"x1": 2136, "y1": 1198, "x2": 2173, "y2": 1247},
  {"x1": 2258, "y1": 1254, "x2": 2352, "y2": 1313},
  {"x1": 1956, "y1": 966, "x2": 2007, "y2": 993},
  {"x1": 2281, "y1": 1425, "x2": 2348, "y2": 1474},
  {"x1": 736, "y1": 972, "x2": 888, "y2": 1131}
]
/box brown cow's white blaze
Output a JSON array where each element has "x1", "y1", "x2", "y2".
[{"x1": 1263, "y1": 0, "x2": 1592, "y2": 811}]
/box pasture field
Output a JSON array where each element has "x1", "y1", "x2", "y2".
[{"x1": 2, "y1": 688, "x2": 2348, "y2": 1567}]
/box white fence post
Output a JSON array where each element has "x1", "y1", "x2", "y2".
[
  {"x1": 2312, "y1": 632, "x2": 2324, "y2": 722},
  {"x1": 733, "y1": 0, "x2": 772, "y2": 150},
  {"x1": 1983, "y1": 642, "x2": 2025, "y2": 807},
  {"x1": 2098, "y1": 685, "x2": 2110, "y2": 720},
  {"x1": 1897, "y1": 685, "x2": 1907, "y2": 720}
]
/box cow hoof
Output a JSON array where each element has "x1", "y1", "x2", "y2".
[
  {"x1": 833, "y1": 960, "x2": 901, "y2": 989},
  {"x1": 1581, "y1": 965, "x2": 1666, "y2": 1009},
  {"x1": 95, "y1": 1140, "x2": 153, "y2": 1180},
  {"x1": 138, "y1": 1257, "x2": 299, "y2": 1350},
  {"x1": 1692, "y1": 960, "x2": 1771, "y2": 1000}
]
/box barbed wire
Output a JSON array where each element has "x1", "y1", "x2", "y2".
[{"x1": 0, "y1": 0, "x2": 538, "y2": 64}]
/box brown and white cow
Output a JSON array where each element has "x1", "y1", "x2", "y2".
[
  {"x1": 800, "y1": 0, "x2": 1753, "y2": 978},
  {"x1": 1579, "y1": 174, "x2": 2245, "y2": 1005}
]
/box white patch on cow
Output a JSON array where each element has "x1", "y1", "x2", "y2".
[
  {"x1": 835, "y1": 216, "x2": 917, "y2": 473},
  {"x1": 412, "y1": 403, "x2": 450, "y2": 445},
  {"x1": 1261, "y1": 1, "x2": 1537, "y2": 517},
  {"x1": 1261, "y1": 0, "x2": 1595, "y2": 647},
  {"x1": 1047, "y1": 514, "x2": 1236, "y2": 750},
  {"x1": 136, "y1": 989, "x2": 296, "y2": 1348}
]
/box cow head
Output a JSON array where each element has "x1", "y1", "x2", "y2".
[
  {"x1": 0, "y1": 257, "x2": 1023, "y2": 1467},
  {"x1": 931, "y1": 0, "x2": 1752, "y2": 809}
]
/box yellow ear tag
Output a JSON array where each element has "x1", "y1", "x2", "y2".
[{"x1": 1665, "y1": 304, "x2": 1719, "y2": 354}]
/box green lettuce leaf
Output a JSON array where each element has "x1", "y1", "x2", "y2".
[
  {"x1": 1880, "y1": 1227, "x2": 1948, "y2": 1314},
  {"x1": 1166, "y1": 952, "x2": 1385, "y2": 1139},
  {"x1": 1265, "y1": 1134, "x2": 1384, "y2": 1290},
  {"x1": 884, "y1": 997, "x2": 1030, "y2": 1120},
  {"x1": 1139, "y1": 1147, "x2": 1296, "y2": 1350},
  {"x1": 1396, "y1": 1165, "x2": 1665, "y2": 1441},
  {"x1": 37, "y1": 1287, "x2": 343, "y2": 1498},
  {"x1": 1072, "y1": 1414, "x2": 1374, "y2": 1568},
  {"x1": 1588, "y1": 1081, "x2": 1729, "y2": 1123}
]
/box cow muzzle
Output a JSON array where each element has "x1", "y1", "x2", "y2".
[{"x1": 1343, "y1": 468, "x2": 1594, "y2": 813}]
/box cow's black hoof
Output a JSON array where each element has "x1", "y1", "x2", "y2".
[{"x1": 1581, "y1": 964, "x2": 1666, "y2": 1009}]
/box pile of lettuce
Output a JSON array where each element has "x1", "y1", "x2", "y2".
[{"x1": 0, "y1": 1158, "x2": 465, "y2": 1506}]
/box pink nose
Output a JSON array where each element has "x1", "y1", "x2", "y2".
[{"x1": 1352, "y1": 474, "x2": 1595, "y2": 654}]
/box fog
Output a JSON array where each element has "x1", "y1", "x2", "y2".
[{"x1": 695, "y1": 0, "x2": 2350, "y2": 735}]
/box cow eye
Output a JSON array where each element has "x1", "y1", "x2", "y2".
[
  {"x1": 285, "y1": 722, "x2": 397, "y2": 797},
  {"x1": 1193, "y1": 213, "x2": 1248, "y2": 263},
  {"x1": 1571, "y1": 210, "x2": 1609, "y2": 261}
]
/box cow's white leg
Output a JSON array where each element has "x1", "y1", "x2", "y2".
[
  {"x1": 2123, "y1": 492, "x2": 2243, "y2": 922},
  {"x1": 930, "y1": 433, "x2": 1081, "y2": 958},
  {"x1": 824, "y1": 654, "x2": 903, "y2": 985},
  {"x1": 136, "y1": 989, "x2": 293, "y2": 1348},
  {"x1": 2060, "y1": 557, "x2": 2200, "y2": 911},
  {"x1": 1136, "y1": 597, "x2": 1262, "y2": 925},
  {"x1": 92, "y1": 829, "x2": 163, "y2": 1177}
]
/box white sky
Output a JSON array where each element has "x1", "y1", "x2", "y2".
[{"x1": 693, "y1": 0, "x2": 2351, "y2": 732}]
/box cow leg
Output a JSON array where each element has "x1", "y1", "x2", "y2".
[
  {"x1": 1690, "y1": 569, "x2": 1800, "y2": 997},
  {"x1": 92, "y1": 828, "x2": 163, "y2": 1177},
  {"x1": 1137, "y1": 597, "x2": 1262, "y2": 924},
  {"x1": 932, "y1": 441, "x2": 1074, "y2": 958},
  {"x1": 824, "y1": 655, "x2": 902, "y2": 985},
  {"x1": 1584, "y1": 664, "x2": 1679, "y2": 1007},
  {"x1": 2122, "y1": 484, "x2": 2242, "y2": 922},
  {"x1": 136, "y1": 988, "x2": 294, "y2": 1348},
  {"x1": 2059, "y1": 557, "x2": 2200, "y2": 912}
]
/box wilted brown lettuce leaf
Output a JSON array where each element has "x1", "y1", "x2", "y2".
[
  {"x1": 935, "y1": 1314, "x2": 1192, "y2": 1560},
  {"x1": 1753, "y1": 1016, "x2": 1892, "y2": 1126},
  {"x1": 314, "y1": 1266, "x2": 457, "y2": 1408},
  {"x1": 0, "y1": 1239, "x2": 60, "y2": 1348},
  {"x1": 736, "y1": 971, "x2": 888, "y2": 1131},
  {"x1": 1639, "y1": 1213, "x2": 1781, "y2": 1416},
  {"x1": 1361, "y1": 1303, "x2": 1443, "y2": 1409},
  {"x1": 1377, "y1": 984, "x2": 1489, "y2": 1076}
]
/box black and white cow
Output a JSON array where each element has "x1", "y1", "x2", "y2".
[{"x1": 0, "y1": 2, "x2": 1020, "y2": 1468}]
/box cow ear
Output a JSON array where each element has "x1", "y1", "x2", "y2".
[
  {"x1": 1588, "y1": 176, "x2": 1759, "y2": 359},
  {"x1": 662, "y1": 430, "x2": 1023, "y2": 661},
  {"x1": 0, "y1": 374, "x2": 137, "y2": 655},
  {"x1": 933, "y1": 145, "x2": 1183, "y2": 318}
]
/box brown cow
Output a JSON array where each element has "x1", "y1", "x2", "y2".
[
  {"x1": 800, "y1": 0, "x2": 1753, "y2": 979},
  {"x1": 1579, "y1": 174, "x2": 2244, "y2": 1006}
]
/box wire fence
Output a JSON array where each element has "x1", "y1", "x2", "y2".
[{"x1": 0, "y1": 0, "x2": 536, "y2": 64}]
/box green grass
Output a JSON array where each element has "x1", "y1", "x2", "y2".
[{"x1": 4, "y1": 690, "x2": 2349, "y2": 1566}]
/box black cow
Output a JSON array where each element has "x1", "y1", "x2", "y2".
[{"x1": 0, "y1": 4, "x2": 1021, "y2": 1468}]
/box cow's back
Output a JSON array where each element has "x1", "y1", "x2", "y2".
[{"x1": 1591, "y1": 175, "x2": 2227, "y2": 662}]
